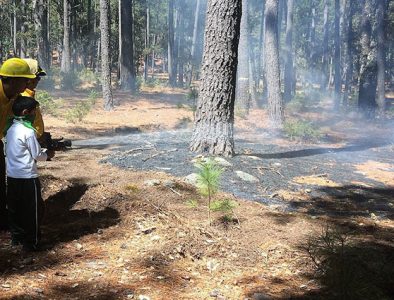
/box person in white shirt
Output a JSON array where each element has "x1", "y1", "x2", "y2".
[{"x1": 5, "y1": 96, "x2": 54, "y2": 251}]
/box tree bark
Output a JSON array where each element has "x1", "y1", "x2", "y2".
[
  {"x1": 119, "y1": 0, "x2": 135, "y2": 91},
  {"x1": 188, "y1": 0, "x2": 202, "y2": 86},
  {"x1": 33, "y1": 0, "x2": 51, "y2": 70},
  {"x1": 177, "y1": 8, "x2": 185, "y2": 87},
  {"x1": 321, "y1": 0, "x2": 329, "y2": 91},
  {"x1": 61, "y1": 0, "x2": 71, "y2": 73},
  {"x1": 191, "y1": 0, "x2": 201, "y2": 61},
  {"x1": 376, "y1": 0, "x2": 386, "y2": 115},
  {"x1": 236, "y1": 0, "x2": 250, "y2": 116},
  {"x1": 190, "y1": 0, "x2": 242, "y2": 156},
  {"x1": 20, "y1": 0, "x2": 27, "y2": 57},
  {"x1": 358, "y1": 0, "x2": 377, "y2": 118},
  {"x1": 334, "y1": 0, "x2": 341, "y2": 109},
  {"x1": 13, "y1": 0, "x2": 17, "y2": 56},
  {"x1": 283, "y1": 0, "x2": 294, "y2": 103},
  {"x1": 264, "y1": 0, "x2": 284, "y2": 128},
  {"x1": 100, "y1": 0, "x2": 114, "y2": 110},
  {"x1": 310, "y1": 5, "x2": 316, "y2": 60},
  {"x1": 144, "y1": 2, "x2": 149, "y2": 81},
  {"x1": 168, "y1": 0, "x2": 176, "y2": 86},
  {"x1": 257, "y1": 0, "x2": 265, "y2": 91},
  {"x1": 342, "y1": 0, "x2": 354, "y2": 107}
]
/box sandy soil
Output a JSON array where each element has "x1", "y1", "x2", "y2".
[{"x1": 0, "y1": 86, "x2": 393, "y2": 300}]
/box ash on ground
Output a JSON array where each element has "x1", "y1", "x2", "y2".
[{"x1": 74, "y1": 130, "x2": 394, "y2": 218}]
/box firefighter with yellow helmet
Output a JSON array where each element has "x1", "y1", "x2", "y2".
[
  {"x1": 22, "y1": 58, "x2": 47, "y2": 139},
  {"x1": 0, "y1": 57, "x2": 36, "y2": 230}
]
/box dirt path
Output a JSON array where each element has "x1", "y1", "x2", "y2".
[{"x1": 1, "y1": 90, "x2": 393, "y2": 299}]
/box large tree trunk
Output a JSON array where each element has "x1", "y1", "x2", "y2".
[
  {"x1": 321, "y1": 0, "x2": 329, "y2": 91},
  {"x1": 264, "y1": 0, "x2": 284, "y2": 128},
  {"x1": 177, "y1": 7, "x2": 185, "y2": 87},
  {"x1": 190, "y1": 0, "x2": 242, "y2": 156},
  {"x1": 342, "y1": 0, "x2": 354, "y2": 107},
  {"x1": 307, "y1": 4, "x2": 316, "y2": 85},
  {"x1": 100, "y1": 0, "x2": 113, "y2": 110},
  {"x1": 20, "y1": 0, "x2": 27, "y2": 57},
  {"x1": 334, "y1": 0, "x2": 341, "y2": 109},
  {"x1": 144, "y1": 1, "x2": 149, "y2": 82},
  {"x1": 33, "y1": 0, "x2": 51, "y2": 70},
  {"x1": 168, "y1": 0, "x2": 176, "y2": 86},
  {"x1": 358, "y1": 0, "x2": 377, "y2": 118},
  {"x1": 13, "y1": 0, "x2": 17, "y2": 56},
  {"x1": 256, "y1": 0, "x2": 265, "y2": 92},
  {"x1": 277, "y1": 0, "x2": 283, "y2": 40},
  {"x1": 119, "y1": 0, "x2": 135, "y2": 91},
  {"x1": 283, "y1": 0, "x2": 294, "y2": 103},
  {"x1": 61, "y1": 0, "x2": 71, "y2": 73},
  {"x1": 188, "y1": 0, "x2": 201, "y2": 86},
  {"x1": 376, "y1": 0, "x2": 386, "y2": 115},
  {"x1": 236, "y1": 0, "x2": 250, "y2": 116}
]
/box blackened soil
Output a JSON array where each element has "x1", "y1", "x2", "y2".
[{"x1": 74, "y1": 129, "x2": 394, "y2": 218}]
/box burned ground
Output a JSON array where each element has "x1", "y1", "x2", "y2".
[{"x1": 0, "y1": 89, "x2": 393, "y2": 299}]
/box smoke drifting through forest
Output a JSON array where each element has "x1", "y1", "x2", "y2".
[{"x1": 0, "y1": 0, "x2": 393, "y2": 144}]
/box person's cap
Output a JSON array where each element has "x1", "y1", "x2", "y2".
[{"x1": 0, "y1": 58, "x2": 36, "y2": 79}]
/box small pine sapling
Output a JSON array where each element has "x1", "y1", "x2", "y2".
[
  {"x1": 195, "y1": 158, "x2": 223, "y2": 225},
  {"x1": 210, "y1": 199, "x2": 239, "y2": 225}
]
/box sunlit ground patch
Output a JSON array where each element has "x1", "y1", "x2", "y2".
[
  {"x1": 292, "y1": 175, "x2": 341, "y2": 187},
  {"x1": 355, "y1": 161, "x2": 394, "y2": 186},
  {"x1": 275, "y1": 189, "x2": 312, "y2": 202}
]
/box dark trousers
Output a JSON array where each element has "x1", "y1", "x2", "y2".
[
  {"x1": 0, "y1": 141, "x2": 7, "y2": 229},
  {"x1": 6, "y1": 177, "x2": 44, "y2": 247}
]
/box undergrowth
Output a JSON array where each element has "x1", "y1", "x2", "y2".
[
  {"x1": 36, "y1": 91, "x2": 59, "y2": 116},
  {"x1": 303, "y1": 226, "x2": 394, "y2": 299},
  {"x1": 283, "y1": 119, "x2": 322, "y2": 141}
]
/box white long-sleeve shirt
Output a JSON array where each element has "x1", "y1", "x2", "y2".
[{"x1": 5, "y1": 120, "x2": 47, "y2": 178}]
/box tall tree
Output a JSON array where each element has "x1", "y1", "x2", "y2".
[
  {"x1": 283, "y1": 0, "x2": 294, "y2": 103},
  {"x1": 13, "y1": 0, "x2": 17, "y2": 55},
  {"x1": 236, "y1": 0, "x2": 250, "y2": 116},
  {"x1": 144, "y1": 0, "x2": 149, "y2": 81},
  {"x1": 308, "y1": 3, "x2": 316, "y2": 75},
  {"x1": 168, "y1": 0, "x2": 176, "y2": 86},
  {"x1": 334, "y1": 0, "x2": 341, "y2": 109},
  {"x1": 119, "y1": 0, "x2": 135, "y2": 90},
  {"x1": 190, "y1": 0, "x2": 242, "y2": 156},
  {"x1": 189, "y1": 0, "x2": 201, "y2": 86},
  {"x1": 20, "y1": 0, "x2": 27, "y2": 57},
  {"x1": 321, "y1": 0, "x2": 329, "y2": 91},
  {"x1": 342, "y1": 0, "x2": 354, "y2": 107},
  {"x1": 100, "y1": 0, "x2": 113, "y2": 110},
  {"x1": 257, "y1": 0, "x2": 265, "y2": 91},
  {"x1": 177, "y1": 6, "x2": 186, "y2": 87},
  {"x1": 61, "y1": 0, "x2": 71, "y2": 73},
  {"x1": 358, "y1": 0, "x2": 377, "y2": 118},
  {"x1": 33, "y1": 0, "x2": 51, "y2": 70},
  {"x1": 264, "y1": 0, "x2": 284, "y2": 127},
  {"x1": 376, "y1": 0, "x2": 386, "y2": 115}
]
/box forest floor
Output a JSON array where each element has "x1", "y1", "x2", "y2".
[{"x1": 0, "y1": 85, "x2": 393, "y2": 300}]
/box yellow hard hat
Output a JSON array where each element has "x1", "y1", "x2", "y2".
[
  {"x1": 0, "y1": 58, "x2": 36, "y2": 79},
  {"x1": 23, "y1": 58, "x2": 47, "y2": 76}
]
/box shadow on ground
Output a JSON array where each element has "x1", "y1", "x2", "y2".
[
  {"x1": 245, "y1": 139, "x2": 390, "y2": 159},
  {"x1": 0, "y1": 179, "x2": 120, "y2": 277},
  {"x1": 42, "y1": 181, "x2": 120, "y2": 248},
  {"x1": 289, "y1": 185, "x2": 394, "y2": 220},
  {"x1": 243, "y1": 228, "x2": 394, "y2": 300},
  {"x1": 4, "y1": 281, "x2": 136, "y2": 300}
]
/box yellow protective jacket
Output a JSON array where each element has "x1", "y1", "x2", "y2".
[
  {"x1": 0, "y1": 82, "x2": 44, "y2": 139},
  {"x1": 21, "y1": 89, "x2": 44, "y2": 138},
  {"x1": 0, "y1": 80, "x2": 16, "y2": 139}
]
